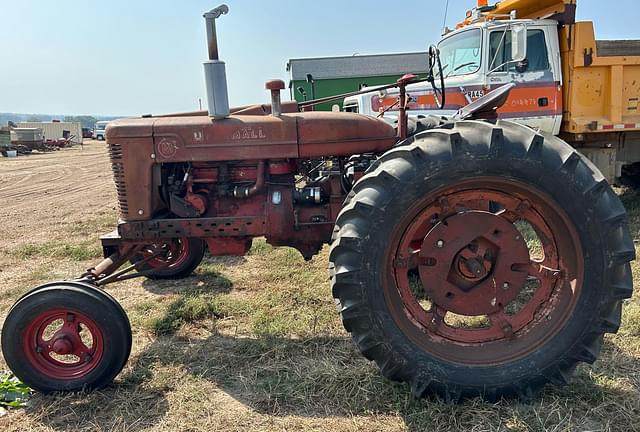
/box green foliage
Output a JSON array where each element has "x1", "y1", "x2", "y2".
[
  {"x1": 248, "y1": 238, "x2": 274, "y2": 255},
  {"x1": 151, "y1": 293, "x2": 248, "y2": 335},
  {"x1": 0, "y1": 373, "x2": 30, "y2": 408}
]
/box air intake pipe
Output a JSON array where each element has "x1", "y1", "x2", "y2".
[{"x1": 203, "y1": 5, "x2": 230, "y2": 119}]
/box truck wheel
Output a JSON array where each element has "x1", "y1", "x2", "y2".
[
  {"x1": 1, "y1": 281, "x2": 132, "y2": 393},
  {"x1": 330, "y1": 120, "x2": 635, "y2": 401},
  {"x1": 131, "y1": 237, "x2": 205, "y2": 280}
]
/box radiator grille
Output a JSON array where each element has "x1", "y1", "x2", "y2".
[{"x1": 108, "y1": 142, "x2": 128, "y2": 216}]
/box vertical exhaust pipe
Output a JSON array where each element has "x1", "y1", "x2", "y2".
[{"x1": 203, "y1": 5, "x2": 230, "y2": 119}]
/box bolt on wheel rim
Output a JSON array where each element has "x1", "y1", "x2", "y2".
[
  {"x1": 386, "y1": 178, "x2": 583, "y2": 366},
  {"x1": 141, "y1": 237, "x2": 191, "y2": 269},
  {"x1": 23, "y1": 308, "x2": 104, "y2": 379}
]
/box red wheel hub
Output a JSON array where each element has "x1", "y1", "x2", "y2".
[
  {"x1": 386, "y1": 178, "x2": 583, "y2": 365},
  {"x1": 51, "y1": 337, "x2": 73, "y2": 355},
  {"x1": 418, "y1": 211, "x2": 530, "y2": 316},
  {"x1": 141, "y1": 238, "x2": 190, "y2": 269},
  {"x1": 23, "y1": 309, "x2": 104, "y2": 379}
]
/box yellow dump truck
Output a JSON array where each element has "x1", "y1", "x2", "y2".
[{"x1": 346, "y1": 0, "x2": 640, "y2": 183}]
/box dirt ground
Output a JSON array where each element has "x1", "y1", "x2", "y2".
[
  {"x1": 0, "y1": 141, "x2": 639, "y2": 432},
  {"x1": 0, "y1": 142, "x2": 116, "y2": 244}
]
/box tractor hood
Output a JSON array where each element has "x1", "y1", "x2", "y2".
[{"x1": 106, "y1": 111, "x2": 397, "y2": 162}]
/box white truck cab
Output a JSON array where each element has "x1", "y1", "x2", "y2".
[
  {"x1": 93, "y1": 121, "x2": 110, "y2": 141},
  {"x1": 345, "y1": 19, "x2": 563, "y2": 135}
]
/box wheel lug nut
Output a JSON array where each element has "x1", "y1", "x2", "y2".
[
  {"x1": 436, "y1": 240, "x2": 445, "y2": 248},
  {"x1": 502, "y1": 282, "x2": 510, "y2": 290}
]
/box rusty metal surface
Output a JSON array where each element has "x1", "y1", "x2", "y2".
[
  {"x1": 386, "y1": 178, "x2": 583, "y2": 365},
  {"x1": 118, "y1": 216, "x2": 266, "y2": 240},
  {"x1": 153, "y1": 115, "x2": 299, "y2": 162},
  {"x1": 296, "y1": 112, "x2": 396, "y2": 157},
  {"x1": 230, "y1": 101, "x2": 299, "y2": 116},
  {"x1": 418, "y1": 211, "x2": 530, "y2": 317}
]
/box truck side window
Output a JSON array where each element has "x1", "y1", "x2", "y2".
[{"x1": 489, "y1": 29, "x2": 550, "y2": 72}]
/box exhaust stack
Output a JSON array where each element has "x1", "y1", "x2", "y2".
[{"x1": 203, "y1": 5, "x2": 230, "y2": 119}]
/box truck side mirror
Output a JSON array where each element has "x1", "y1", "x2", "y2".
[{"x1": 511, "y1": 24, "x2": 527, "y2": 63}]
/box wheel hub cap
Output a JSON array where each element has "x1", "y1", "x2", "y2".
[
  {"x1": 418, "y1": 211, "x2": 530, "y2": 316},
  {"x1": 51, "y1": 336, "x2": 73, "y2": 355}
]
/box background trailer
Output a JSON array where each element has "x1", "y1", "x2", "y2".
[
  {"x1": 17, "y1": 121, "x2": 83, "y2": 145},
  {"x1": 287, "y1": 52, "x2": 428, "y2": 111}
]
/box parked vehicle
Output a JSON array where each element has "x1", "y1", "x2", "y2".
[
  {"x1": 93, "y1": 121, "x2": 109, "y2": 140},
  {"x1": 1, "y1": 3, "x2": 634, "y2": 402},
  {"x1": 82, "y1": 128, "x2": 93, "y2": 138},
  {"x1": 345, "y1": 0, "x2": 640, "y2": 185}
]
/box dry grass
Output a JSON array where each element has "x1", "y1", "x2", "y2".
[{"x1": 0, "y1": 145, "x2": 639, "y2": 431}]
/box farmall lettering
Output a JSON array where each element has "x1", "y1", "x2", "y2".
[{"x1": 232, "y1": 127, "x2": 267, "y2": 140}]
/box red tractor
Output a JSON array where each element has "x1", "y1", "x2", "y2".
[{"x1": 1, "y1": 5, "x2": 634, "y2": 401}]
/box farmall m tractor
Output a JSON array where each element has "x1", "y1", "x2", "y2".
[{"x1": 1, "y1": 5, "x2": 635, "y2": 401}]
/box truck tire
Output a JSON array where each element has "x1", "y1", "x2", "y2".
[
  {"x1": 1, "y1": 281, "x2": 132, "y2": 393},
  {"x1": 330, "y1": 120, "x2": 635, "y2": 401},
  {"x1": 131, "y1": 237, "x2": 205, "y2": 280}
]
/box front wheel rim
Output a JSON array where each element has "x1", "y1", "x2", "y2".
[{"x1": 23, "y1": 308, "x2": 105, "y2": 380}]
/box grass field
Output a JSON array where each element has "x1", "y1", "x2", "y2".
[{"x1": 0, "y1": 143, "x2": 638, "y2": 431}]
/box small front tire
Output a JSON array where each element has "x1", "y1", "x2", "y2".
[{"x1": 1, "y1": 281, "x2": 132, "y2": 393}]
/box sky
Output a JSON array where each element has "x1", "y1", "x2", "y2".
[{"x1": 1, "y1": 0, "x2": 639, "y2": 117}]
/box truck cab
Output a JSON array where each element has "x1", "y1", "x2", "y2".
[
  {"x1": 93, "y1": 121, "x2": 110, "y2": 140},
  {"x1": 345, "y1": 18, "x2": 563, "y2": 134}
]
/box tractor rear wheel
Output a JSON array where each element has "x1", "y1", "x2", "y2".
[
  {"x1": 330, "y1": 120, "x2": 635, "y2": 401},
  {"x1": 1, "y1": 281, "x2": 132, "y2": 393},
  {"x1": 131, "y1": 237, "x2": 205, "y2": 280}
]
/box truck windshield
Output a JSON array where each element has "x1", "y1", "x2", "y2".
[{"x1": 437, "y1": 29, "x2": 482, "y2": 78}]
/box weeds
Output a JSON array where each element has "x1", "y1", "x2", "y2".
[
  {"x1": 15, "y1": 241, "x2": 101, "y2": 261},
  {"x1": 0, "y1": 373, "x2": 30, "y2": 409}
]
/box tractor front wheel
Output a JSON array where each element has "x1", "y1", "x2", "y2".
[
  {"x1": 1, "y1": 281, "x2": 132, "y2": 393},
  {"x1": 330, "y1": 120, "x2": 635, "y2": 401}
]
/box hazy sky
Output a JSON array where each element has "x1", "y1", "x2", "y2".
[{"x1": 1, "y1": 0, "x2": 638, "y2": 116}]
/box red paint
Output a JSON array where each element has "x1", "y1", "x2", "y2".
[
  {"x1": 140, "y1": 238, "x2": 192, "y2": 269},
  {"x1": 23, "y1": 309, "x2": 104, "y2": 380}
]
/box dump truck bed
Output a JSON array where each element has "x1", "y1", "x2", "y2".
[
  {"x1": 560, "y1": 21, "x2": 640, "y2": 134},
  {"x1": 596, "y1": 40, "x2": 640, "y2": 57}
]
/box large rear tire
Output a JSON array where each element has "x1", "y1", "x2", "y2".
[{"x1": 330, "y1": 120, "x2": 635, "y2": 401}]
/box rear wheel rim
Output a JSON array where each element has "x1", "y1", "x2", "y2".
[
  {"x1": 23, "y1": 308, "x2": 104, "y2": 380},
  {"x1": 141, "y1": 238, "x2": 191, "y2": 270},
  {"x1": 386, "y1": 177, "x2": 584, "y2": 366}
]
